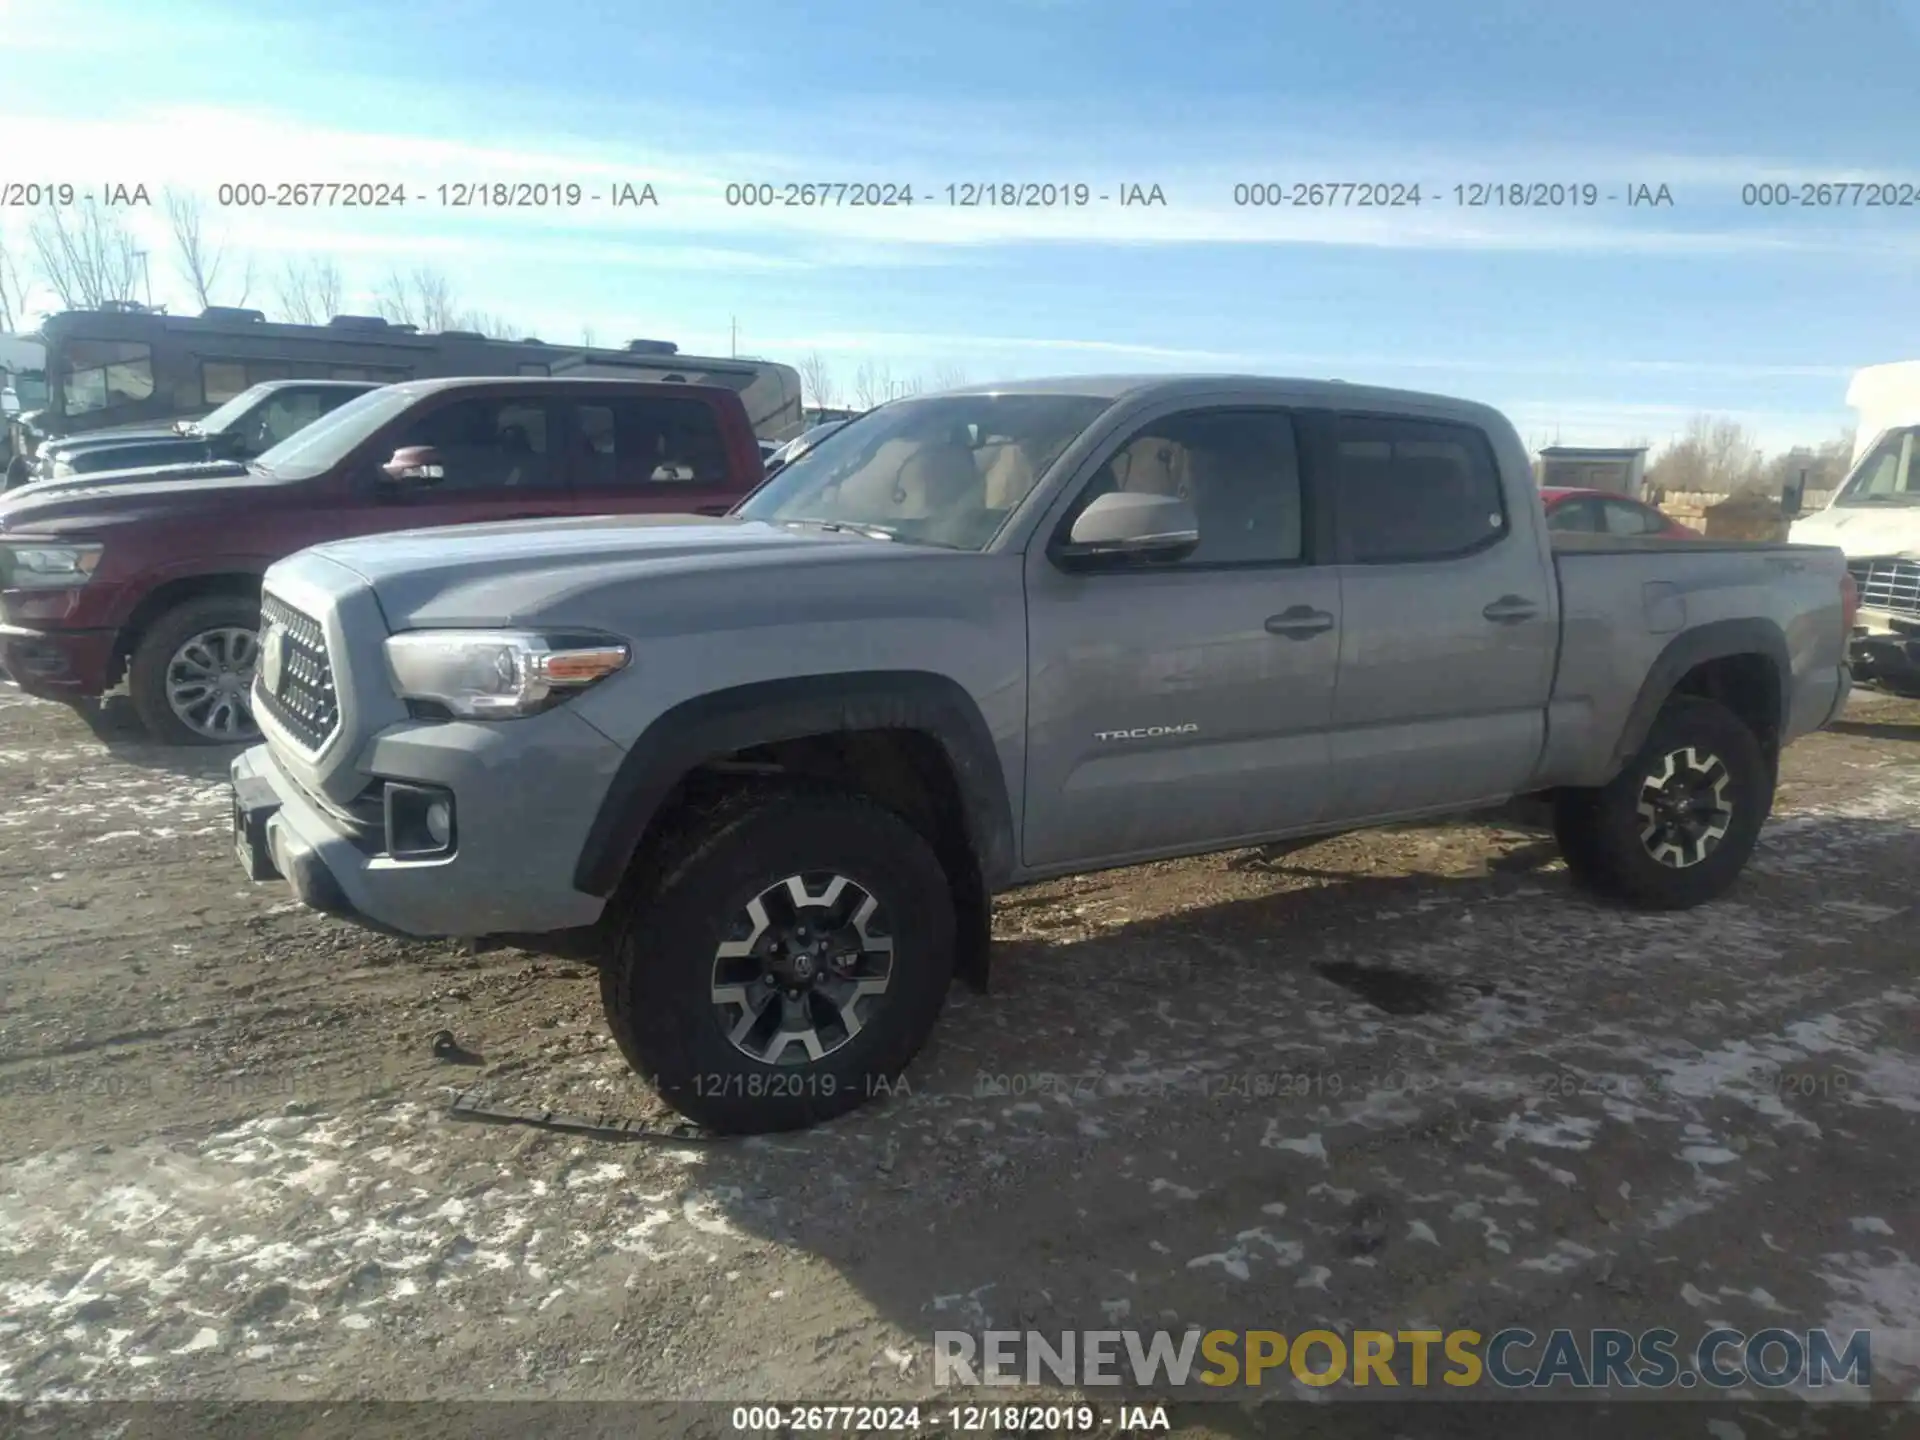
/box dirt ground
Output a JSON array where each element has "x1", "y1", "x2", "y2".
[{"x1": 1, "y1": 679, "x2": 1917, "y2": 1430}]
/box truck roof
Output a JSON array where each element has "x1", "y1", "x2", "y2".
[
  {"x1": 933, "y1": 373, "x2": 1514, "y2": 427},
  {"x1": 380, "y1": 375, "x2": 741, "y2": 400}
]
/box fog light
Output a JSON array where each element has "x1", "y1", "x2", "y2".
[{"x1": 383, "y1": 782, "x2": 455, "y2": 859}]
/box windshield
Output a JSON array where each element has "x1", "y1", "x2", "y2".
[
  {"x1": 251, "y1": 385, "x2": 420, "y2": 479},
  {"x1": 188, "y1": 384, "x2": 277, "y2": 436},
  {"x1": 1835, "y1": 427, "x2": 1919, "y2": 506},
  {"x1": 738, "y1": 393, "x2": 1110, "y2": 550}
]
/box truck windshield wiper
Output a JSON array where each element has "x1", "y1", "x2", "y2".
[{"x1": 1842, "y1": 493, "x2": 1920, "y2": 506}]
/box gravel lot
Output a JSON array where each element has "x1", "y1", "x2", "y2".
[{"x1": 1, "y1": 679, "x2": 1917, "y2": 1426}]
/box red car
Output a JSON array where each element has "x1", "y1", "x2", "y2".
[
  {"x1": 0, "y1": 377, "x2": 765, "y2": 744},
  {"x1": 1539, "y1": 486, "x2": 1699, "y2": 539}
]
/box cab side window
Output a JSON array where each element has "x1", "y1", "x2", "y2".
[
  {"x1": 1333, "y1": 418, "x2": 1507, "y2": 563},
  {"x1": 1060, "y1": 408, "x2": 1304, "y2": 566},
  {"x1": 396, "y1": 397, "x2": 557, "y2": 491}
]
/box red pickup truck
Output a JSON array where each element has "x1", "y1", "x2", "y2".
[{"x1": 0, "y1": 377, "x2": 766, "y2": 743}]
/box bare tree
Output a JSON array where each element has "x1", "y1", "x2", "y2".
[
  {"x1": 1761, "y1": 431, "x2": 1854, "y2": 497},
  {"x1": 375, "y1": 265, "x2": 459, "y2": 331},
  {"x1": 29, "y1": 201, "x2": 143, "y2": 310},
  {"x1": 0, "y1": 223, "x2": 31, "y2": 332},
  {"x1": 165, "y1": 190, "x2": 253, "y2": 309},
  {"x1": 1645, "y1": 415, "x2": 1766, "y2": 496},
  {"x1": 851, "y1": 360, "x2": 890, "y2": 410},
  {"x1": 929, "y1": 362, "x2": 969, "y2": 392},
  {"x1": 457, "y1": 310, "x2": 521, "y2": 340},
  {"x1": 273, "y1": 256, "x2": 346, "y2": 325},
  {"x1": 797, "y1": 351, "x2": 837, "y2": 409}
]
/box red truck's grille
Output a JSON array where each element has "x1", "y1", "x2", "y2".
[
  {"x1": 256, "y1": 594, "x2": 339, "y2": 751},
  {"x1": 1846, "y1": 558, "x2": 1920, "y2": 620}
]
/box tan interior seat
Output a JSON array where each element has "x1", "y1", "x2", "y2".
[
  {"x1": 833, "y1": 436, "x2": 982, "y2": 522},
  {"x1": 979, "y1": 444, "x2": 1034, "y2": 510},
  {"x1": 1115, "y1": 435, "x2": 1189, "y2": 497}
]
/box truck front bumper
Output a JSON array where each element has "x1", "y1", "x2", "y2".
[
  {"x1": 0, "y1": 623, "x2": 118, "y2": 698},
  {"x1": 230, "y1": 719, "x2": 623, "y2": 940}
]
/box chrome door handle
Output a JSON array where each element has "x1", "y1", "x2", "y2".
[
  {"x1": 1265, "y1": 605, "x2": 1335, "y2": 639},
  {"x1": 1482, "y1": 595, "x2": 1539, "y2": 624}
]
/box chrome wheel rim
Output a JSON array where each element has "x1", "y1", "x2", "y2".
[
  {"x1": 1636, "y1": 745, "x2": 1733, "y2": 868},
  {"x1": 710, "y1": 873, "x2": 895, "y2": 1065},
  {"x1": 165, "y1": 627, "x2": 260, "y2": 740}
]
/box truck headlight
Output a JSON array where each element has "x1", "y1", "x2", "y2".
[
  {"x1": 383, "y1": 630, "x2": 629, "y2": 718},
  {"x1": 0, "y1": 542, "x2": 104, "y2": 590}
]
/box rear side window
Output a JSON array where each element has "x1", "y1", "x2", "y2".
[
  {"x1": 1602, "y1": 499, "x2": 1658, "y2": 536},
  {"x1": 568, "y1": 397, "x2": 730, "y2": 487},
  {"x1": 1546, "y1": 497, "x2": 1602, "y2": 533},
  {"x1": 1332, "y1": 417, "x2": 1507, "y2": 563}
]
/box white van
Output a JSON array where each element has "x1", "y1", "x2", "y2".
[{"x1": 1787, "y1": 361, "x2": 1920, "y2": 691}]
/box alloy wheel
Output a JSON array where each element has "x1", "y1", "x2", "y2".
[
  {"x1": 710, "y1": 872, "x2": 895, "y2": 1064},
  {"x1": 1636, "y1": 745, "x2": 1733, "y2": 868},
  {"x1": 164, "y1": 626, "x2": 260, "y2": 741}
]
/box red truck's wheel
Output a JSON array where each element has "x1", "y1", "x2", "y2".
[
  {"x1": 599, "y1": 785, "x2": 956, "y2": 1133},
  {"x1": 127, "y1": 597, "x2": 263, "y2": 746},
  {"x1": 1553, "y1": 696, "x2": 1771, "y2": 910}
]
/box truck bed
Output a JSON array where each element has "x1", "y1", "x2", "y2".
[{"x1": 1536, "y1": 533, "x2": 1851, "y2": 788}]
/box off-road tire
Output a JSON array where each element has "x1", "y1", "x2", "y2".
[
  {"x1": 127, "y1": 596, "x2": 261, "y2": 746},
  {"x1": 599, "y1": 786, "x2": 956, "y2": 1133},
  {"x1": 1551, "y1": 696, "x2": 1770, "y2": 910}
]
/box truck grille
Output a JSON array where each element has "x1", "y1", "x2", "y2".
[
  {"x1": 1846, "y1": 557, "x2": 1920, "y2": 620},
  {"x1": 255, "y1": 594, "x2": 339, "y2": 750}
]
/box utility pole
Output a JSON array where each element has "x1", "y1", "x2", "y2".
[{"x1": 730, "y1": 316, "x2": 737, "y2": 358}]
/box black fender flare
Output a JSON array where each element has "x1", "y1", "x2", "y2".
[
  {"x1": 572, "y1": 670, "x2": 1017, "y2": 900},
  {"x1": 1608, "y1": 618, "x2": 1790, "y2": 775}
]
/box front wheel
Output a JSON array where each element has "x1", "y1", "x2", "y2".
[
  {"x1": 127, "y1": 596, "x2": 262, "y2": 746},
  {"x1": 599, "y1": 787, "x2": 957, "y2": 1133},
  {"x1": 1552, "y1": 696, "x2": 1771, "y2": 910}
]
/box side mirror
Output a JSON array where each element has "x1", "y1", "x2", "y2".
[
  {"x1": 381, "y1": 445, "x2": 446, "y2": 486},
  {"x1": 1056, "y1": 491, "x2": 1200, "y2": 566},
  {"x1": 1781, "y1": 473, "x2": 1806, "y2": 521}
]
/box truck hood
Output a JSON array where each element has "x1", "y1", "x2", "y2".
[
  {"x1": 62, "y1": 435, "x2": 211, "y2": 465},
  {"x1": 305, "y1": 513, "x2": 938, "y2": 629},
  {"x1": 1788, "y1": 504, "x2": 1920, "y2": 558},
  {"x1": 0, "y1": 462, "x2": 262, "y2": 533},
  {"x1": 47, "y1": 425, "x2": 184, "y2": 452}
]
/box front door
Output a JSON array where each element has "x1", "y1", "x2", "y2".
[
  {"x1": 1318, "y1": 411, "x2": 1557, "y2": 819},
  {"x1": 1022, "y1": 404, "x2": 1341, "y2": 870}
]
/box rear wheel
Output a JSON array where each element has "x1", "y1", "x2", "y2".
[
  {"x1": 127, "y1": 597, "x2": 262, "y2": 746},
  {"x1": 1552, "y1": 696, "x2": 1770, "y2": 910},
  {"x1": 599, "y1": 787, "x2": 956, "y2": 1133}
]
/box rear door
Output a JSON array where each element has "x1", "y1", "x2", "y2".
[
  {"x1": 1022, "y1": 401, "x2": 1341, "y2": 869},
  {"x1": 563, "y1": 393, "x2": 745, "y2": 515},
  {"x1": 1318, "y1": 411, "x2": 1557, "y2": 819}
]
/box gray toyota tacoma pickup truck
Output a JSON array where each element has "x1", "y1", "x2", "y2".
[{"x1": 230, "y1": 376, "x2": 1856, "y2": 1133}]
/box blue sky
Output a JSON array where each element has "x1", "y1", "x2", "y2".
[{"x1": 4, "y1": 0, "x2": 1917, "y2": 451}]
